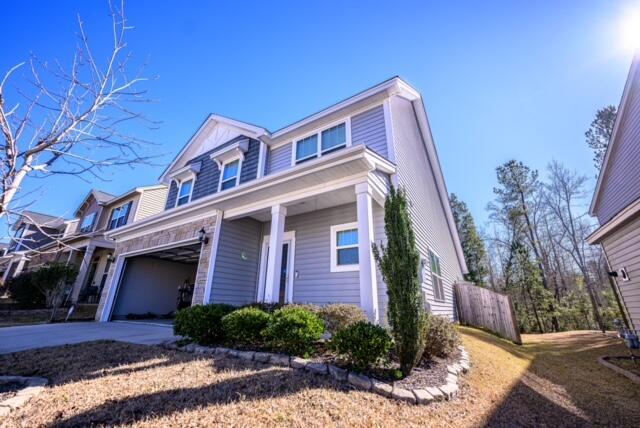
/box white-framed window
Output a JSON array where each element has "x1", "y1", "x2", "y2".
[
  {"x1": 175, "y1": 179, "x2": 194, "y2": 207},
  {"x1": 219, "y1": 158, "x2": 241, "y2": 191},
  {"x1": 330, "y1": 222, "x2": 359, "y2": 272},
  {"x1": 429, "y1": 249, "x2": 445, "y2": 302},
  {"x1": 79, "y1": 212, "x2": 97, "y2": 233},
  {"x1": 108, "y1": 201, "x2": 133, "y2": 230},
  {"x1": 293, "y1": 121, "x2": 349, "y2": 165}
]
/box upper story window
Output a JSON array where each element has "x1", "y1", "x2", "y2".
[
  {"x1": 429, "y1": 250, "x2": 445, "y2": 302},
  {"x1": 330, "y1": 222, "x2": 359, "y2": 272},
  {"x1": 80, "y1": 212, "x2": 97, "y2": 233},
  {"x1": 294, "y1": 122, "x2": 349, "y2": 165},
  {"x1": 176, "y1": 179, "x2": 193, "y2": 207},
  {"x1": 108, "y1": 201, "x2": 133, "y2": 230},
  {"x1": 220, "y1": 159, "x2": 240, "y2": 191}
]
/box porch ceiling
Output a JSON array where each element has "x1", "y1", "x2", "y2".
[{"x1": 247, "y1": 187, "x2": 358, "y2": 222}]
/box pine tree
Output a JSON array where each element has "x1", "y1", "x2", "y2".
[
  {"x1": 373, "y1": 186, "x2": 425, "y2": 376},
  {"x1": 586, "y1": 105, "x2": 617, "y2": 172},
  {"x1": 450, "y1": 193, "x2": 488, "y2": 286}
]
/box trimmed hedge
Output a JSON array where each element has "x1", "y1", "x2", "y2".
[
  {"x1": 422, "y1": 315, "x2": 460, "y2": 360},
  {"x1": 173, "y1": 303, "x2": 235, "y2": 345},
  {"x1": 262, "y1": 306, "x2": 324, "y2": 357},
  {"x1": 222, "y1": 307, "x2": 271, "y2": 347},
  {"x1": 330, "y1": 321, "x2": 393, "y2": 371}
]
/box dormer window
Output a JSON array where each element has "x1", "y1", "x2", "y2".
[
  {"x1": 108, "y1": 201, "x2": 133, "y2": 230},
  {"x1": 220, "y1": 159, "x2": 240, "y2": 191},
  {"x1": 293, "y1": 121, "x2": 349, "y2": 165},
  {"x1": 80, "y1": 212, "x2": 97, "y2": 233},
  {"x1": 176, "y1": 179, "x2": 193, "y2": 207},
  {"x1": 168, "y1": 162, "x2": 201, "y2": 208}
]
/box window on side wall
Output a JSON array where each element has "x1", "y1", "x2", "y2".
[
  {"x1": 220, "y1": 159, "x2": 240, "y2": 191},
  {"x1": 330, "y1": 222, "x2": 359, "y2": 272},
  {"x1": 429, "y1": 250, "x2": 445, "y2": 301},
  {"x1": 80, "y1": 212, "x2": 97, "y2": 233},
  {"x1": 108, "y1": 201, "x2": 133, "y2": 230},
  {"x1": 176, "y1": 179, "x2": 193, "y2": 207}
]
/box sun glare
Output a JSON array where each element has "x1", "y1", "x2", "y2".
[{"x1": 619, "y1": 7, "x2": 640, "y2": 53}]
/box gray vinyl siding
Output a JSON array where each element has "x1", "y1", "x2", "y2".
[
  {"x1": 602, "y1": 213, "x2": 640, "y2": 332},
  {"x1": 210, "y1": 218, "x2": 263, "y2": 306},
  {"x1": 135, "y1": 187, "x2": 169, "y2": 221},
  {"x1": 239, "y1": 139, "x2": 260, "y2": 184},
  {"x1": 164, "y1": 136, "x2": 260, "y2": 210},
  {"x1": 389, "y1": 95, "x2": 464, "y2": 319},
  {"x1": 595, "y1": 62, "x2": 640, "y2": 224},
  {"x1": 165, "y1": 181, "x2": 178, "y2": 210},
  {"x1": 261, "y1": 203, "x2": 361, "y2": 305},
  {"x1": 373, "y1": 203, "x2": 388, "y2": 323},
  {"x1": 266, "y1": 142, "x2": 292, "y2": 175},
  {"x1": 352, "y1": 105, "x2": 388, "y2": 158}
]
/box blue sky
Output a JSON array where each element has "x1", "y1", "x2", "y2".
[{"x1": 1, "y1": 0, "x2": 636, "y2": 235}]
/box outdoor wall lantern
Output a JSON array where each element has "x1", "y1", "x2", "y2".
[
  {"x1": 198, "y1": 227, "x2": 209, "y2": 245},
  {"x1": 106, "y1": 254, "x2": 115, "y2": 263}
]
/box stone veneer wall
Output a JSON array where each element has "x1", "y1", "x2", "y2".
[{"x1": 95, "y1": 215, "x2": 217, "y2": 320}]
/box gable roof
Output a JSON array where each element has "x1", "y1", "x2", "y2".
[
  {"x1": 103, "y1": 184, "x2": 167, "y2": 207},
  {"x1": 73, "y1": 189, "x2": 117, "y2": 217},
  {"x1": 13, "y1": 210, "x2": 66, "y2": 230},
  {"x1": 159, "y1": 77, "x2": 421, "y2": 183},
  {"x1": 590, "y1": 53, "x2": 640, "y2": 215}
]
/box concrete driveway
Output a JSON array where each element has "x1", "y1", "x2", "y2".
[{"x1": 0, "y1": 321, "x2": 177, "y2": 354}]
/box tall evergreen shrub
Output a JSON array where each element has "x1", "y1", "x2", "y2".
[{"x1": 372, "y1": 186, "x2": 426, "y2": 376}]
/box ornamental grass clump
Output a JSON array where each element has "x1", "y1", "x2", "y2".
[
  {"x1": 318, "y1": 303, "x2": 367, "y2": 335},
  {"x1": 373, "y1": 186, "x2": 426, "y2": 376},
  {"x1": 262, "y1": 306, "x2": 324, "y2": 357}
]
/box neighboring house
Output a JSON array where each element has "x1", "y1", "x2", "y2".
[
  {"x1": 588, "y1": 53, "x2": 640, "y2": 333},
  {"x1": 0, "y1": 211, "x2": 67, "y2": 284},
  {"x1": 96, "y1": 77, "x2": 468, "y2": 323},
  {"x1": 25, "y1": 185, "x2": 168, "y2": 304}
]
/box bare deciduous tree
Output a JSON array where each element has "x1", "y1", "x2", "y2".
[{"x1": 0, "y1": 0, "x2": 156, "y2": 235}]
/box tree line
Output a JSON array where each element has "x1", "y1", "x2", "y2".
[{"x1": 451, "y1": 106, "x2": 623, "y2": 333}]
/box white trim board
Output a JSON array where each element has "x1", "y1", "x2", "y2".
[{"x1": 257, "y1": 231, "x2": 296, "y2": 303}]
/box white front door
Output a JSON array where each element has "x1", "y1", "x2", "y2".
[{"x1": 258, "y1": 231, "x2": 295, "y2": 303}]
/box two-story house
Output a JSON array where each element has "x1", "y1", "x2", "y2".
[
  {"x1": 22, "y1": 185, "x2": 169, "y2": 304},
  {"x1": 96, "y1": 77, "x2": 468, "y2": 323},
  {"x1": 0, "y1": 211, "x2": 67, "y2": 284},
  {"x1": 588, "y1": 53, "x2": 640, "y2": 333}
]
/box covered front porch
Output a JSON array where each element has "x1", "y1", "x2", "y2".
[{"x1": 206, "y1": 146, "x2": 394, "y2": 322}]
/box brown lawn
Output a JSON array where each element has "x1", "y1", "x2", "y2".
[{"x1": 0, "y1": 327, "x2": 638, "y2": 427}]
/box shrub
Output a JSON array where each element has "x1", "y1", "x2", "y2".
[
  {"x1": 330, "y1": 321, "x2": 393, "y2": 371},
  {"x1": 222, "y1": 307, "x2": 271, "y2": 347},
  {"x1": 241, "y1": 302, "x2": 285, "y2": 313},
  {"x1": 372, "y1": 186, "x2": 426, "y2": 375},
  {"x1": 262, "y1": 306, "x2": 324, "y2": 356},
  {"x1": 319, "y1": 304, "x2": 367, "y2": 335},
  {"x1": 422, "y1": 315, "x2": 460, "y2": 360},
  {"x1": 6, "y1": 271, "x2": 42, "y2": 309},
  {"x1": 173, "y1": 303, "x2": 236, "y2": 345}
]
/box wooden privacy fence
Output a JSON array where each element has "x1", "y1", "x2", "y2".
[{"x1": 454, "y1": 282, "x2": 522, "y2": 345}]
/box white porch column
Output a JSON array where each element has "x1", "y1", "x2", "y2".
[
  {"x1": 71, "y1": 245, "x2": 96, "y2": 302},
  {"x1": 356, "y1": 182, "x2": 379, "y2": 323},
  {"x1": 1, "y1": 260, "x2": 14, "y2": 283},
  {"x1": 264, "y1": 205, "x2": 287, "y2": 303}
]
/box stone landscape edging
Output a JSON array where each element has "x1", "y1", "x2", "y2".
[
  {"x1": 161, "y1": 341, "x2": 470, "y2": 405},
  {"x1": 598, "y1": 356, "x2": 640, "y2": 384},
  {"x1": 0, "y1": 376, "x2": 48, "y2": 416}
]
